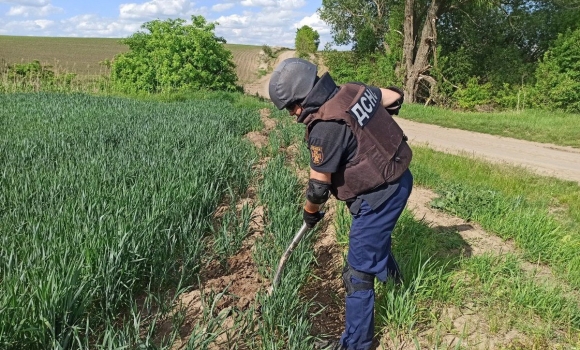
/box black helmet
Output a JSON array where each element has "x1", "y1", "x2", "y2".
[{"x1": 269, "y1": 58, "x2": 318, "y2": 110}]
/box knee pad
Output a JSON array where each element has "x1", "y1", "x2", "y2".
[{"x1": 342, "y1": 264, "x2": 375, "y2": 296}]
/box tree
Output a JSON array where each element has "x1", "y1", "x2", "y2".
[
  {"x1": 319, "y1": 0, "x2": 394, "y2": 55},
  {"x1": 318, "y1": 0, "x2": 444, "y2": 101},
  {"x1": 319, "y1": 0, "x2": 580, "y2": 104},
  {"x1": 295, "y1": 25, "x2": 320, "y2": 58},
  {"x1": 437, "y1": 0, "x2": 580, "y2": 87},
  {"x1": 111, "y1": 16, "x2": 239, "y2": 94}
]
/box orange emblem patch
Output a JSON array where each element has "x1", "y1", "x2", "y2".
[{"x1": 311, "y1": 146, "x2": 324, "y2": 165}]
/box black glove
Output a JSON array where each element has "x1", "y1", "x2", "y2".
[
  {"x1": 385, "y1": 86, "x2": 404, "y2": 115},
  {"x1": 303, "y1": 208, "x2": 324, "y2": 228}
]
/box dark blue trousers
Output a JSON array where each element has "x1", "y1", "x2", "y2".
[{"x1": 339, "y1": 170, "x2": 413, "y2": 350}]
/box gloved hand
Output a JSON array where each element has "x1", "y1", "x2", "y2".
[
  {"x1": 303, "y1": 208, "x2": 324, "y2": 228},
  {"x1": 385, "y1": 86, "x2": 404, "y2": 115}
]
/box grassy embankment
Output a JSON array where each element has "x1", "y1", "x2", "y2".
[
  {"x1": 0, "y1": 90, "x2": 329, "y2": 349},
  {"x1": 2, "y1": 90, "x2": 579, "y2": 348},
  {"x1": 271, "y1": 110, "x2": 580, "y2": 348}
]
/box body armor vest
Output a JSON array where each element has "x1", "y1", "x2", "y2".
[{"x1": 303, "y1": 83, "x2": 412, "y2": 201}]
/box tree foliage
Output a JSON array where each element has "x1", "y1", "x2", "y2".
[
  {"x1": 533, "y1": 28, "x2": 580, "y2": 113},
  {"x1": 437, "y1": 0, "x2": 579, "y2": 88},
  {"x1": 111, "y1": 16, "x2": 239, "y2": 94},
  {"x1": 318, "y1": 0, "x2": 580, "y2": 110},
  {"x1": 318, "y1": 0, "x2": 393, "y2": 55},
  {"x1": 295, "y1": 25, "x2": 320, "y2": 58}
]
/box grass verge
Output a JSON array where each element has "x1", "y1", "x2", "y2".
[
  {"x1": 401, "y1": 103, "x2": 580, "y2": 148},
  {"x1": 411, "y1": 145, "x2": 580, "y2": 288}
]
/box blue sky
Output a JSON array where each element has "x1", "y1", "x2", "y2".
[{"x1": 0, "y1": 0, "x2": 334, "y2": 48}]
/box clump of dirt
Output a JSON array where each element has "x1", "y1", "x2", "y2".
[
  {"x1": 160, "y1": 198, "x2": 266, "y2": 349},
  {"x1": 245, "y1": 109, "x2": 276, "y2": 149}
]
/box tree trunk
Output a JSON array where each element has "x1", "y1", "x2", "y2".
[
  {"x1": 403, "y1": 0, "x2": 440, "y2": 103},
  {"x1": 402, "y1": 0, "x2": 415, "y2": 103}
]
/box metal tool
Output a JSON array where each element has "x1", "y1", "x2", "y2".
[{"x1": 268, "y1": 222, "x2": 309, "y2": 295}]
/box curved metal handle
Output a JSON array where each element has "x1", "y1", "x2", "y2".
[{"x1": 268, "y1": 222, "x2": 309, "y2": 295}]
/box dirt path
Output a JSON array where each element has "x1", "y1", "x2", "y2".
[
  {"x1": 244, "y1": 50, "x2": 296, "y2": 98},
  {"x1": 242, "y1": 61, "x2": 580, "y2": 185},
  {"x1": 395, "y1": 117, "x2": 580, "y2": 184}
]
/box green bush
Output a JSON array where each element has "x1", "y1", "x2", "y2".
[
  {"x1": 1, "y1": 60, "x2": 79, "y2": 93},
  {"x1": 532, "y1": 28, "x2": 580, "y2": 113},
  {"x1": 321, "y1": 50, "x2": 401, "y2": 87},
  {"x1": 453, "y1": 77, "x2": 493, "y2": 110},
  {"x1": 111, "y1": 15, "x2": 240, "y2": 94},
  {"x1": 262, "y1": 44, "x2": 274, "y2": 58},
  {"x1": 295, "y1": 25, "x2": 320, "y2": 59}
]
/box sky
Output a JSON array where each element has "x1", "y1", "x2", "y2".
[{"x1": 0, "y1": 0, "x2": 336, "y2": 48}]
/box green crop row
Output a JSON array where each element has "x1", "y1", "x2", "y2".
[{"x1": 0, "y1": 93, "x2": 262, "y2": 348}]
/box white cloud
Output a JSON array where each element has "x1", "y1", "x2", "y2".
[
  {"x1": 240, "y1": 0, "x2": 305, "y2": 10},
  {"x1": 7, "y1": 4, "x2": 63, "y2": 17},
  {"x1": 240, "y1": 0, "x2": 275, "y2": 7},
  {"x1": 215, "y1": 13, "x2": 249, "y2": 28},
  {"x1": 278, "y1": 0, "x2": 305, "y2": 10},
  {"x1": 61, "y1": 14, "x2": 141, "y2": 37},
  {"x1": 119, "y1": 0, "x2": 195, "y2": 20},
  {"x1": 295, "y1": 12, "x2": 329, "y2": 34},
  {"x1": 0, "y1": 18, "x2": 54, "y2": 34},
  {"x1": 214, "y1": 10, "x2": 301, "y2": 47},
  {"x1": 211, "y1": 3, "x2": 234, "y2": 12},
  {"x1": 0, "y1": 0, "x2": 50, "y2": 6}
]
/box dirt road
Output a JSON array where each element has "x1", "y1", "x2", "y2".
[
  {"x1": 243, "y1": 50, "x2": 297, "y2": 98},
  {"x1": 244, "y1": 52, "x2": 580, "y2": 184},
  {"x1": 396, "y1": 117, "x2": 580, "y2": 184}
]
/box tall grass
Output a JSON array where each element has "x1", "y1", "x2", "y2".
[
  {"x1": 0, "y1": 59, "x2": 113, "y2": 94},
  {"x1": 329, "y1": 151, "x2": 580, "y2": 347},
  {"x1": 333, "y1": 204, "x2": 580, "y2": 347},
  {"x1": 0, "y1": 93, "x2": 262, "y2": 348}
]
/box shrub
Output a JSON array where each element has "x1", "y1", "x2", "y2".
[
  {"x1": 0, "y1": 60, "x2": 78, "y2": 92},
  {"x1": 111, "y1": 15, "x2": 240, "y2": 94},
  {"x1": 532, "y1": 28, "x2": 580, "y2": 113},
  {"x1": 261, "y1": 45, "x2": 274, "y2": 58},
  {"x1": 453, "y1": 77, "x2": 493, "y2": 110},
  {"x1": 321, "y1": 50, "x2": 401, "y2": 87}
]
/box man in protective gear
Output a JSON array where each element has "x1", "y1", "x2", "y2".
[{"x1": 269, "y1": 58, "x2": 413, "y2": 350}]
